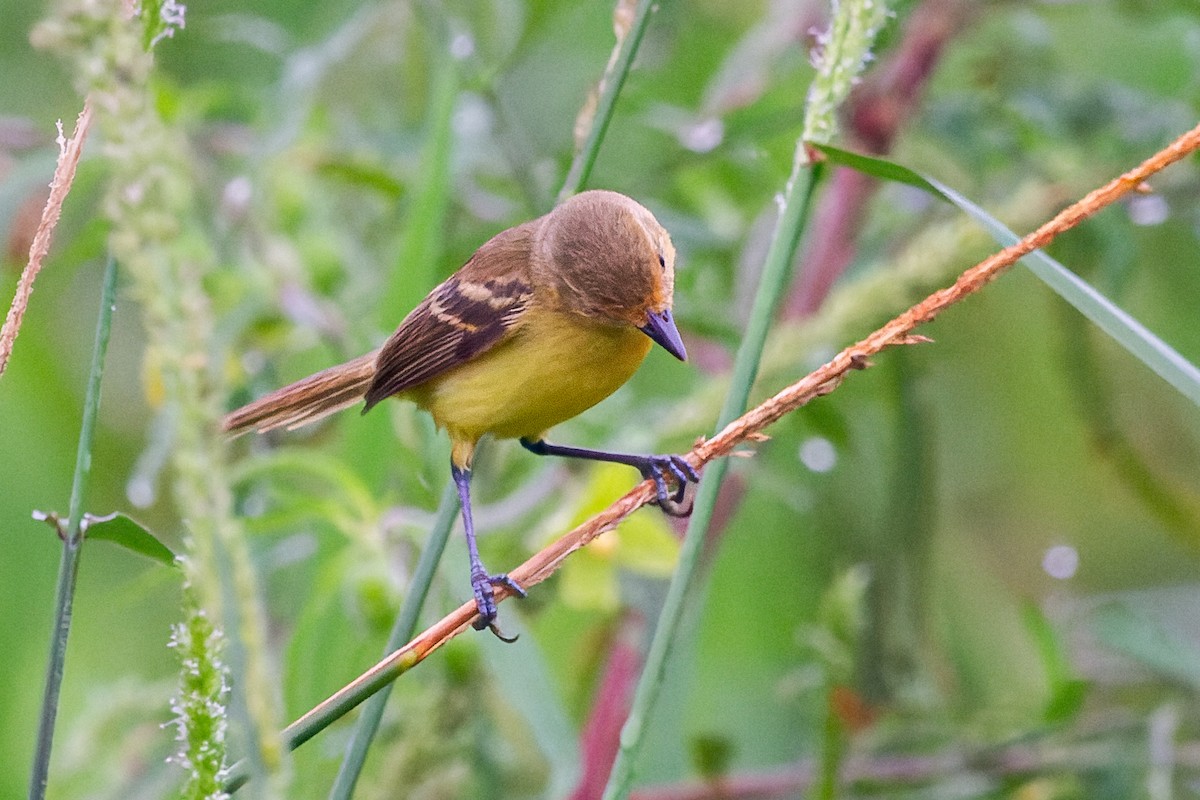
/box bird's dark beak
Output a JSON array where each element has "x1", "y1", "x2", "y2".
[{"x1": 639, "y1": 308, "x2": 687, "y2": 361}]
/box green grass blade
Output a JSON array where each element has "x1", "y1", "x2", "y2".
[
  {"x1": 928, "y1": 177, "x2": 1200, "y2": 407},
  {"x1": 602, "y1": 162, "x2": 825, "y2": 799},
  {"x1": 325, "y1": 480, "x2": 460, "y2": 800},
  {"x1": 84, "y1": 512, "x2": 177, "y2": 567},
  {"x1": 481, "y1": 617, "x2": 581, "y2": 797},
  {"x1": 816, "y1": 143, "x2": 1200, "y2": 406},
  {"x1": 224, "y1": 481, "x2": 460, "y2": 796},
  {"x1": 558, "y1": 0, "x2": 661, "y2": 200},
  {"x1": 813, "y1": 144, "x2": 935, "y2": 191},
  {"x1": 380, "y1": 48, "x2": 458, "y2": 322},
  {"x1": 29, "y1": 255, "x2": 119, "y2": 800}
]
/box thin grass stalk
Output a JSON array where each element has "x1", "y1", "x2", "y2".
[
  {"x1": 601, "y1": 155, "x2": 825, "y2": 799},
  {"x1": 226, "y1": 2, "x2": 664, "y2": 789},
  {"x1": 222, "y1": 484, "x2": 461, "y2": 795},
  {"x1": 28, "y1": 255, "x2": 119, "y2": 800},
  {"x1": 0, "y1": 103, "x2": 92, "y2": 378},
  {"x1": 379, "y1": 23, "x2": 457, "y2": 323},
  {"x1": 558, "y1": 0, "x2": 661, "y2": 200},
  {"x1": 234, "y1": 125, "x2": 1200, "y2": 785},
  {"x1": 601, "y1": 1, "x2": 890, "y2": 788},
  {"x1": 325, "y1": 480, "x2": 460, "y2": 799},
  {"x1": 815, "y1": 693, "x2": 845, "y2": 800},
  {"x1": 313, "y1": 15, "x2": 463, "y2": 796},
  {"x1": 36, "y1": 3, "x2": 285, "y2": 790}
]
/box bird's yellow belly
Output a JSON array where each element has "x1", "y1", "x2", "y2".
[{"x1": 408, "y1": 311, "x2": 652, "y2": 444}]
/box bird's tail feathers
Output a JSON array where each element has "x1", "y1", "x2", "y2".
[{"x1": 223, "y1": 350, "x2": 379, "y2": 436}]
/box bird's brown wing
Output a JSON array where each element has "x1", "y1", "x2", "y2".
[{"x1": 363, "y1": 226, "x2": 537, "y2": 411}]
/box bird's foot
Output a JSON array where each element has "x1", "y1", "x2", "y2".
[
  {"x1": 470, "y1": 569, "x2": 527, "y2": 642},
  {"x1": 639, "y1": 454, "x2": 701, "y2": 517}
]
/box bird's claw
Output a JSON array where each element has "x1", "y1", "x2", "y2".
[
  {"x1": 640, "y1": 454, "x2": 700, "y2": 516},
  {"x1": 470, "y1": 569, "x2": 526, "y2": 641}
]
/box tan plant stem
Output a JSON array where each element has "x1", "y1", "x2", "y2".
[
  {"x1": 280, "y1": 120, "x2": 1200, "y2": 754},
  {"x1": 0, "y1": 102, "x2": 92, "y2": 377}
]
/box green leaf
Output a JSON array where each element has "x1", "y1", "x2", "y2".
[
  {"x1": 689, "y1": 734, "x2": 735, "y2": 780},
  {"x1": 1093, "y1": 601, "x2": 1200, "y2": 690},
  {"x1": 556, "y1": 463, "x2": 681, "y2": 611},
  {"x1": 814, "y1": 144, "x2": 936, "y2": 192},
  {"x1": 1021, "y1": 601, "x2": 1088, "y2": 723},
  {"x1": 817, "y1": 143, "x2": 1200, "y2": 408},
  {"x1": 315, "y1": 157, "x2": 404, "y2": 199},
  {"x1": 482, "y1": 619, "x2": 581, "y2": 800},
  {"x1": 1044, "y1": 678, "x2": 1089, "y2": 725},
  {"x1": 85, "y1": 512, "x2": 178, "y2": 568},
  {"x1": 930, "y1": 178, "x2": 1200, "y2": 407}
]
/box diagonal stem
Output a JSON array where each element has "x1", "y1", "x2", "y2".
[
  {"x1": 558, "y1": 0, "x2": 662, "y2": 200},
  {"x1": 28, "y1": 255, "x2": 119, "y2": 800},
  {"x1": 0, "y1": 103, "x2": 92, "y2": 378},
  {"x1": 325, "y1": 479, "x2": 461, "y2": 800},
  {"x1": 231, "y1": 2, "x2": 670, "y2": 793},
  {"x1": 601, "y1": 156, "x2": 826, "y2": 800},
  {"x1": 254, "y1": 122, "x2": 1200, "y2": 772}
]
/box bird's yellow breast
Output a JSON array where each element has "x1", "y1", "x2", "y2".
[{"x1": 407, "y1": 308, "x2": 652, "y2": 445}]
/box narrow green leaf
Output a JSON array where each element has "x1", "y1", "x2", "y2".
[
  {"x1": 814, "y1": 143, "x2": 935, "y2": 191},
  {"x1": 380, "y1": 47, "x2": 457, "y2": 325},
  {"x1": 85, "y1": 512, "x2": 178, "y2": 568},
  {"x1": 929, "y1": 178, "x2": 1200, "y2": 407},
  {"x1": 1093, "y1": 601, "x2": 1200, "y2": 690},
  {"x1": 315, "y1": 157, "x2": 404, "y2": 199},
  {"x1": 30, "y1": 255, "x2": 119, "y2": 800},
  {"x1": 602, "y1": 159, "x2": 825, "y2": 799},
  {"x1": 558, "y1": 0, "x2": 660, "y2": 200},
  {"x1": 817, "y1": 143, "x2": 1200, "y2": 408},
  {"x1": 1021, "y1": 601, "x2": 1088, "y2": 723}
]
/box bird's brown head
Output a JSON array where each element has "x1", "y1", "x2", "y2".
[{"x1": 533, "y1": 190, "x2": 686, "y2": 360}]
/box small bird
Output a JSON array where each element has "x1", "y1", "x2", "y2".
[{"x1": 224, "y1": 190, "x2": 699, "y2": 637}]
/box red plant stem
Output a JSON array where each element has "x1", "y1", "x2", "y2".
[{"x1": 571, "y1": 613, "x2": 646, "y2": 800}]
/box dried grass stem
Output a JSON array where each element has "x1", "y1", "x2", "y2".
[{"x1": 285, "y1": 121, "x2": 1200, "y2": 743}]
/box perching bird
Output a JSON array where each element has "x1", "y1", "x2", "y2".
[{"x1": 224, "y1": 190, "x2": 699, "y2": 637}]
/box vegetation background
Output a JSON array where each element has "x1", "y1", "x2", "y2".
[{"x1": 2, "y1": 0, "x2": 1199, "y2": 798}]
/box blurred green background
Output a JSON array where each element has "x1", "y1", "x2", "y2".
[{"x1": 3, "y1": 0, "x2": 1200, "y2": 798}]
